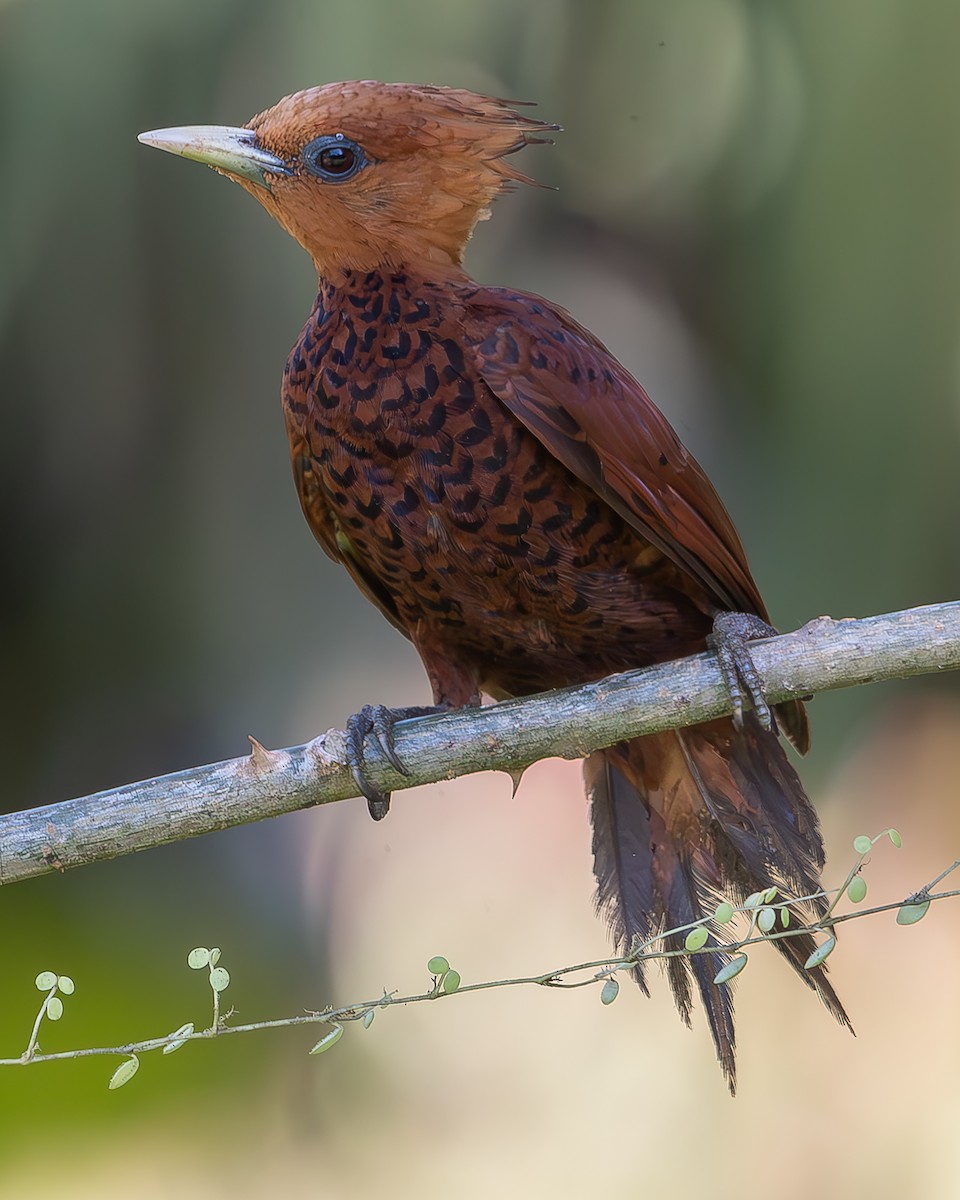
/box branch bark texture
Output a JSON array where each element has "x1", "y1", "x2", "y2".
[{"x1": 3, "y1": 601, "x2": 958, "y2": 888}]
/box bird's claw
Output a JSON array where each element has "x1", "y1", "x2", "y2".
[
  {"x1": 708, "y1": 612, "x2": 778, "y2": 732},
  {"x1": 344, "y1": 703, "x2": 442, "y2": 821}
]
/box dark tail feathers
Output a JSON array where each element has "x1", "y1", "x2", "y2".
[{"x1": 586, "y1": 716, "x2": 851, "y2": 1094}]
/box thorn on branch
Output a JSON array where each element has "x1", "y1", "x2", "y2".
[{"x1": 246, "y1": 736, "x2": 287, "y2": 773}]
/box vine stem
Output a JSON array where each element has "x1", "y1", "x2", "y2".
[
  {"x1": 21, "y1": 988, "x2": 57, "y2": 1062},
  {"x1": 3, "y1": 854, "x2": 957, "y2": 1071}
]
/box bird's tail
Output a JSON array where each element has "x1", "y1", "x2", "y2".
[{"x1": 586, "y1": 716, "x2": 851, "y2": 1093}]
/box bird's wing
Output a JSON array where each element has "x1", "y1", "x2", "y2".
[
  {"x1": 463, "y1": 286, "x2": 765, "y2": 617},
  {"x1": 464, "y1": 286, "x2": 810, "y2": 753}
]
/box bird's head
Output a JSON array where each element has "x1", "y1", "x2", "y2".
[{"x1": 139, "y1": 80, "x2": 557, "y2": 279}]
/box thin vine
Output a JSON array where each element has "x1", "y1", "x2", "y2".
[{"x1": 3, "y1": 829, "x2": 955, "y2": 1090}]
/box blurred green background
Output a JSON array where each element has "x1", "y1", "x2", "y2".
[{"x1": 3, "y1": 0, "x2": 960, "y2": 1195}]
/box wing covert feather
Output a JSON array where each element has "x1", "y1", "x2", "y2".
[{"x1": 463, "y1": 287, "x2": 765, "y2": 617}]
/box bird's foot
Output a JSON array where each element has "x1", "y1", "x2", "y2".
[
  {"x1": 708, "y1": 612, "x2": 779, "y2": 732},
  {"x1": 345, "y1": 704, "x2": 446, "y2": 821}
]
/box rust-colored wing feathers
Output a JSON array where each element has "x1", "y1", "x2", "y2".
[
  {"x1": 464, "y1": 286, "x2": 809, "y2": 755},
  {"x1": 464, "y1": 288, "x2": 764, "y2": 617}
]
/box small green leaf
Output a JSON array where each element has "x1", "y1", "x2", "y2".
[
  {"x1": 600, "y1": 978, "x2": 620, "y2": 1005},
  {"x1": 761, "y1": 887, "x2": 778, "y2": 904},
  {"x1": 108, "y1": 1056, "x2": 140, "y2": 1090},
  {"x1": 714, "y1": 954, "x2": 748, "y2": 985},
  {"x1": 757, "y1": 907, "x2": 776, "y2": 933},
  {"x1": 208, "y1": 948, "x2": 221, "y2": 967},
  {"x1": 35, "y1": 971, "x2": 57, "y2": 991},
  {"x1": 442, "y1": 969, "x2": 461, "y2": 994},
  {"x1": 187, "y1": 948, "x2": 210, "y2": 970},
  {"x1": 847, "y1": 876, "x2": 867, "y2": 904},
  {"x1": 209, "y1": 967, "x2": 230, "y2": 993},
  {"x1": 427, "y1": 956, "x2": 449, "y2": 976},
  {"x1": 853, "y1": 835, "x2": 873, "y2": 855},
  {"x1": 897, "y1": 900, "x2": 931, "y2": 926},
  {"x1": 684, "y1": 927, "x2": 709, "y2": 952},
  {"x1": 46, "y1": 997, "x2": 64, "y2": 1021},
  {"x1": 804, "y1": 936, "x2": 837, "y2": 969},
  {"x1": 888, "y1": 828, "x2": 902, "y2": 848},
  {"x1": 162, "y1": 1022, "x2": 195, "y2": 1054},
  {"x1": 744, "y1": 892, "x2": 762, "y2": 910},
  {"x1": 362, "y1": 1009, "x2": 375, "y2": 1030},
  {"x1": 309, "y1": 1024, "x2": 344, "y2": 1055},
  {"x1": 714, "y1": 902, "x2": 734, "y2": 924},
  {"x1": 780, "y1": 908, "x2": 791, "y2": 929},
  {"x1": 57, "y1": 976, "x2": 75, "y2": 995}
]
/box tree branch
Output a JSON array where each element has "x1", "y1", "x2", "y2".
[{"x1": 3, "y1": 601, "x2": 958, "y2": 888}]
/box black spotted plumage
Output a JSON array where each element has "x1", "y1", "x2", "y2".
[{"x1": 284, "y1": 272, "x2": 716, "y2": 697}]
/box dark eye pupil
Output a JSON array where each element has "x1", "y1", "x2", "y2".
[
  {"x1": 319, "y1": 146, "x2": 354, "y2": 174},
  {"x1": 302, "y1": 135, "x2": 365, "y2": 182}
]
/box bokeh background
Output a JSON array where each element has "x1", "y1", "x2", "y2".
[{"x1": 3, "y1": 0, "x2": 960, "y2": 1195}]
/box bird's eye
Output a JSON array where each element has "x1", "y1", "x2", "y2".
[{"x1": 301, "y1": 134, "x2": 366, "y2": 182}]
